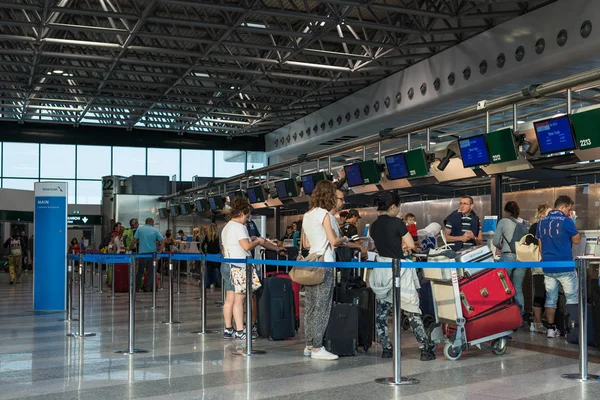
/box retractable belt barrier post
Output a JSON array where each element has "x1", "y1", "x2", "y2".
[
  {"x1": 234, "y1": 259, "x2": 266, "y2": 356},
  {"x1": 376, "y1": 259, "x2": 418, "y2": 386},
  {"x1": 193, "y1": 259, "x2": 218, "y2": 335},
  {"x1": 97, "y1": 261, "x2": 104, "y2": 294},
  {"x1": 145, "y1": 253, "x2": 162, "y2": 310},
  {"x1": 161, "y1": 255, "x2": 181, "y2": 325},
  {"x1": 59, "y1": 253, "x2": 78, "y2": 322},
  {"x1": 67, "y1": 253, "x2": 95, "y2": 338},
  {"x1": 562, "y1": 257, "x2": 600, "y2": 382},
  {"x1": 177, "y1": 260, "x2": 181, "y2": 294},
  {"x1": 115, "y1": 255, "x2": 147, "y2": 354}
]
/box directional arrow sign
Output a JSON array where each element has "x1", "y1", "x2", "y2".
[{"x1": 82, "y1": 217, "x2": 88, "y2": 223}]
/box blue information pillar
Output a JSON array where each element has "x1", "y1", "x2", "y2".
[{"x1": 33, "y1": 182, "x2": 68, "y2": 311}]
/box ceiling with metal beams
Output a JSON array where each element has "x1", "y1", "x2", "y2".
[{"x1": 0, "y1": 0, "x2": 556, "y2": 140}]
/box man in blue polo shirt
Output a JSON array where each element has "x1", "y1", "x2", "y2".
[
  {"x1": 536, "y1": 195, "x2": 580, "y2": 338},
  {"x1": 129, "y1": 217, "x2": 163, "y2": 292}
]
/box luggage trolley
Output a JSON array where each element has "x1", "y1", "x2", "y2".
[{"x1": 425, "y1": 267, "x2": 518, "y2": 361}]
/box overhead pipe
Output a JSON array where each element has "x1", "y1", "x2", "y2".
[{"x1": 161, "y1": 68, "x2": 600, "y2": 201}]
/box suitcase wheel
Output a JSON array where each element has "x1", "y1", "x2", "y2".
[
  {"x1": 491, "y1": 338, "x2": 507, "y2": 356},
  {"x1": 361, "y1": 344, "x2": 370, "y2": 353},
  {"x1": 401, "y1": 314, "x2": 410, "y2": 331},
  {"x1": 443, "y1": 343, "x2": 462, "y2": 361}
]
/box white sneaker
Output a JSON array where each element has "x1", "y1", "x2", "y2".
[
  {"x1": 299, "y1": 291, "x2": 306, "y2": 297},
  {"x1": 530, "y1": 323, "x2": 547, "y2": 334},
  {"x1": 547, "y1": 327, "x2": 560, "y2": 338},
  {"x1": 303, "y1": 347, "x2": 312, "y2": 357},
  {"x1": 311, "y1": 348, "x2": 339, "y2": 361}
]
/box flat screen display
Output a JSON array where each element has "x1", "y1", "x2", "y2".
[
  {"x1": 301, "y1": 174, "x2": 315, "y2": 195},
  {"x1": 385, "y1": 153, "x2": 409, "y2": 180},
  {"x1": 533, "y1": 115, "x2": 576, "y2": 155},
  {"x1": 404, "y1": 148, "x2": 429, "y2": 178},
  {"x1": 275, "y1": 179, "x2": 298, "y2": 199},
  {"x1": 179, "y1": 203, "x2": 193, "y2": 216},
  {"x1": 170, "y1": 205, "x2": 180, "y2": 217},
  {"x1": 248, "y1": 186, "x2": 266, "y2": 203},
  {"x1": 359, "y1": 160, "x2": 380, "y2": 185},
  {"x1": 458, "y1": 135, "x2": 491, "y2": 168},
  {"x1": 344, "y1": 163, "x2": 363, "y2": 187},
  {"x1": 208, "y1": 196, "x2": 224, "y2": 211},
  {"x1": 228, "y1": 190, "x2": 246, "y2": 202},
  {"x1": 158, "y1": 208, "x2": 169, "y2": 219},
  {"x1": 570, "y1": 108, "x2": 600, "y2": 150},
  {"x1": 195, "y1": 199, "x2": 209, "y2": 212},
  {"x1": 247, "y1": 188, "x2": 258, "y2": 203},
  {"x1": 485, "y1": 128, "x2": 518, "y2": 164}
]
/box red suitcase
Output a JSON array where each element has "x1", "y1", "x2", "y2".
[
  {"x1": 445, "y1": 303, "x2": 521, "y2": 342},
  {"x1": 266, "y1": 271, "x2": 301, "y2": 331},
  {"x1": 113, "y1": 263, "x2": 129, "y2": 292},
  {"x1": 458, "y1": 268, "x2": 515, "y2": 319}
]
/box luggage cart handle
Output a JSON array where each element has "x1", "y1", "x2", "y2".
[
  {"x1": 497, "y1": 271, "x2": 512, "y2": 294},
  {"x1": 459, "y1": 292, "x2": 475, "y2": 314}
]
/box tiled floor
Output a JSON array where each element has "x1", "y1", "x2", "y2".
[{"x1": 1, "y1": 268, "x2": 600, "y2": 400}]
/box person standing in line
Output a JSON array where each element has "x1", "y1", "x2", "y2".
[
  {"x1": 128, "y1": 218, "x2": 163, "y2": 292},
  {"x1": 492, "y1": 201, "x2": 529, "y2": 322},
  {"x1": 526, "y1": 203, "x2": 552, "y2": 334},
  {"x1": 443, "y1": 196, "x2": 483, "y2": 251},
  {"x1": 202, "y1": 223, "x2": 222, "y2": 289},
  {"x1": 221, "y1": 198, "x2": 283, "y2": 341},
  {"x1": 301, "y1": 180, "x2": 348, "y2": 361},
  {"x1": 536, "y1": 195, "x2": 581, "y2": 338},
  {"x1": 369, "y1": 191, "x2": 436, "y2": 361},
  {"x1": 4, "y1": 231, "x2": 25, "y2": 284}
]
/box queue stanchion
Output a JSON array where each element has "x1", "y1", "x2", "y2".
[
  {"x1": 145, "y1": 253, "x2": 162, "y2": 310},
  {"x1": 234, "y1": 258, "x2": 265, "y2": 356},
  {"x1": 67, "y1": 253, "x2": 95, "y2": 338},
  {"x1": 115, "y1": 255, "x2": 147, "y2": 354},
  {"x1": 109, "y1": 261, "x2": 116, "y2": 299},
  {"x1": 177, "y1": 260, "x2": 181, "y2": 294},
  {"x1": 160, "y1": 254, "x2": 181, "y2": 324},
  {"x1": 59, "y1": 254, "x2": 78, "y2": 322},
  {"x1": 160, "y1": 257, "x2": 165, "y2": 291},
  {"x1": 98, "y1": 261, "x2": 104, "y2": 294},
  {"x1": 193, "y1": 258, "x2": 218, "y2": 335},
  {"x1": 376, "y1": 259, "x2": 418, "y2": 386},
  {"x1": 562, "y1": 257, "x2": 600, "y2": 382}
]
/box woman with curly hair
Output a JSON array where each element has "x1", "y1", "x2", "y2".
[{"x1": 301, "y1": 180, "x2": 348, "y2": 360}]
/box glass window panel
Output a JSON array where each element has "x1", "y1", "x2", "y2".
[
  {"x1": 2, "y1": 142, "x2": 39, "y2": 178},
  {"x1": 181, "y1": 149, "x2": 213, "y2": 180},
  {"x1": 247, "y1": 151, "x2": 266, "y2": 171},
  {"x1": 77, "y1": 145, "x2": 111, "y2": 179},
  {"x1": 147, "y1": 148, "x2": 180, "y2": 180},
  {"x1": 112, "y1": 146, "x2": 146, "y2": 177},
  {"x1": 76, "y1": 180, "x2": 102, "y2": 205},
  {"x1": 41, "y1": 144, "x2": 75, "y2": 179},
  {"x1": 40, "y1": 179, "x2": 75, "y2": 204},
  {"x1": 214, "y1": 150, "x2": 245, "y2": 178},
  {"x1": 2, "y1": 178, "x2": 38, "y2": 191}
]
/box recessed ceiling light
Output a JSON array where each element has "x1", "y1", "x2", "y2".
[
  {"x1": 46, "y1": 72, "x2": 51, "y2": 75},
  {"x1": 53, "y1": 70, "x2": 64, "y2": 74}
]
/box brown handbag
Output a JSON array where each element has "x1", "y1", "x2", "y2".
[{"x1": 289, "y1": 229, "x2": 326, "y2": 286}]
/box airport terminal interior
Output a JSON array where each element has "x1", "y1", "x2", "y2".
[{"x1": 2, "y1": 0, "x2": 600, "y2": 399}]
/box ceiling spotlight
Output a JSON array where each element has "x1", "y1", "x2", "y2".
[
  {"x1": 437, "y1": 148, "x2": 456, "y2": 171},
  {"x1": 53, "y1": 70, "x2": 64, "y2": 74}
]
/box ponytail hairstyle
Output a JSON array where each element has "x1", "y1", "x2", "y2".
[
  {"x1": 504, "y1": 201, "x2": 520, "y2": 219},
  {"x1": 374, "y1": 191, "x2": 401, "y2": 212}
]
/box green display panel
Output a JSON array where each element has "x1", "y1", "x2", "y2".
[
  {"x1": 359, "y1": 160, "x2": 381, "y2": 185},
  {"x1": 405, "y1": 149, "x2": 429, "y2": 178},
  {"x1": 312, "y1": 171, "x2": 326, "y2": 185},
  {"x1": 485, "y1": 128, "x2": 518, "y2": 164},
  {"x1": 570, "y1": 108, "x2": 600, "y2": 150}
]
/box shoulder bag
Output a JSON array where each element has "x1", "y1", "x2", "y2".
[
  {"x1": 515, "y1": 234, "x2": 541, "y2": 262},
  {"x1": 289, "y1": 228, "x2": 326, "y2": 286}
]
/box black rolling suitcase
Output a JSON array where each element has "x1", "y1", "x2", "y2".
[
  {"x1": 257, "y1": 276, "x2": 296, "y2": 340},
  {"x1": 565, "y1": 303, "x2": 596, "y2": 346},
  {"x1": 592, "y1": 277, "x2": 600, "y2": 348},
  {"x1": 324, "y1": 303, "x2": 359, "y2": 356}
]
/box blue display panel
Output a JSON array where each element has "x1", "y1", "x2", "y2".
[
  {"x1": 533, "y1": 116, "x2": 576, "y2": 155},
  {"x1": 247, "y1": 188, "x2": 257, "y2": 204},
  {"x1": 344, "y1": 163, "x2": 363, "y2": 187},
  {"x1": 385, "y1": 153, "x2": 409, "y2": 180},
  {"x1": 301, "y1": 175, "x2": 315, "y2": 195},
  {"x1": 458, "y1": 135, "x2": 491, "y2": 168}
]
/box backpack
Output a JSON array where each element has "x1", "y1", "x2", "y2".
[
  {"x1": 122, "y1": 229, "x2": 135, "y2": 249},
  {"x1": 504, "y1": 218, "x2": 530, "y2": 254},
  {"x1": 10, "y1": 238, "x2": 22, "y2": 257}
]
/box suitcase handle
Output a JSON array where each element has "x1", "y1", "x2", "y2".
[
  {"x1": 497, "y1": 271, "x2": 512, "y2": 294},
  {"x1": 460, "y1": 292, "x2": 475, "y2": 314}
]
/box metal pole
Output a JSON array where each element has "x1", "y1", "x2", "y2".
[
  {"x1": 377, "y1": 142, "x2": 382, "y2": 163},
  {"x1": 567, "y1": 88, "x2": 573, "y2": 114},
  {"x1": 376, "y1": 259, "x2": 418, "y2": 385},
  {"x1": 327, "y1": 155, "x2": 332, "y2": 174},
  {"x1": 486, "y1": 111, "x2": 490, "y2": 132},
  {"x1": 193, "y1": 259, "x2": 217, "y2": 335},
  {"x1": 513, "y1": 103, "x2": 518, "y2": 132},
  {"x1": 59, "y1": 254, "x2": 78, "y2": 322},
  {"x1": 177, "y1": 260, "x2": 181, "y2": 294},
  {"x1": 110, "y1": 262, "x2": 116, "y2": 298},
  {"x1": 316, "y1": 158, "x2": 320, "y2": 172},
  {"x1": 67, "y1": 253, "x2": 95, "y2": 337},
  {"x1": 562, "y1": 258, "x2": 600, "y2": 382},
  {"x1": 161, "y1": 255, "x2": 181, "y2": 324},
  {"x1": 98, "y1": 262, "x2": 104, "y2": 294},
  {"x1": 115, "y1": 255, "x2": 147, "y2": 354},
  {"x1": 362, "y1": 145, "x2": 366, "y2": 161},
  {"x1": 160, "y1": 257, "x2": 165, "y2": 290},
  {"x1": 407, "y1": 133, "x2": 412, "y2": 151},
  {"x1": 145, "y1": 253, "x2": 162, "y2": 309},
  {"x1": 234, "y1": 260, "x2": 265, "y2": 356},
  {"x1": 425, "y1": 128, "x2": 431, "y2": 153}
]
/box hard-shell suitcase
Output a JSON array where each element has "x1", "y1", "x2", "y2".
[
  {"x1": 447, "y1": 303, "x2": 521, "y2": 342},
  {"x1": 458, "y1": 268, "x2": 515, "y2": 319},
  {"x1": 592, "y1": 278, "x2": 600, "y2": 347},
  {"x1": 266, "y1": 271, "x2": 301, "y2": 331},
  {"x1": 113, "y1": 263, "x2": 129, "y2": 292},
  {"x1": 456, "y1": 245, "x2": 494, "y2": 276},
  {"x1": 334, "y1": 273, "x2": 375, "y2": 352},
  {"x1": 257, "y1": 276, "x2": 296, "y2": 340},
  {"x1": 324, "y1": 303, "x2": 359, "y2": 356},
  {"x1": 565, "y1": 303, "x2": 596, "y2": 346}
]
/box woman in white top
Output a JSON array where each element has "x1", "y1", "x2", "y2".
[
  {"x1": 302, "y1": 180, "x2": 348, "y2": 361},
  {"x1": 221, "y1": 197, "x2": 282, "y2": 341}
]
